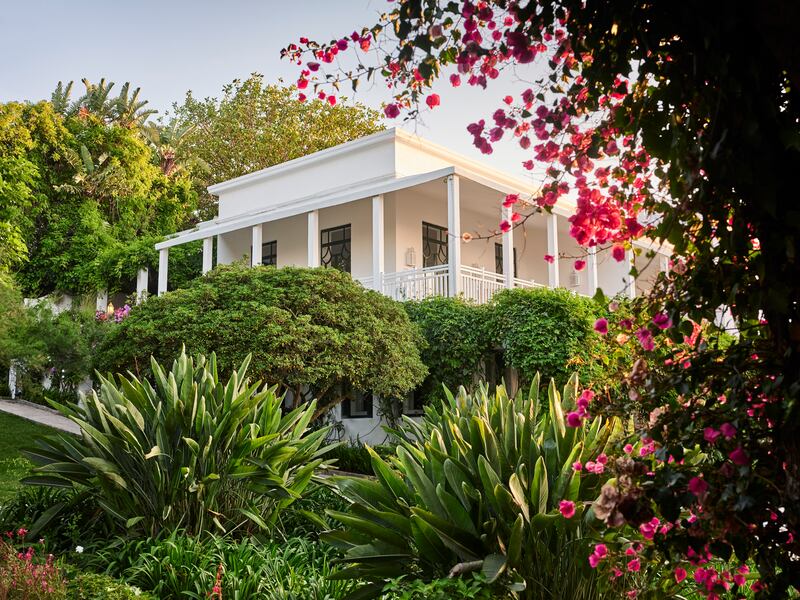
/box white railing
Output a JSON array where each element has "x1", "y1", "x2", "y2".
[
  {"x1": 382, "y1": 265, "x2": 450, "y2": 301},
  {"x1": 355, "y1": 275, "x2": 374, "y2": 289},
  {"x1": 460, "y1": 265, "x2": 506, "y2": 304},
  {"x1": 513, "y1": 277, "x2": 546, "y2": 290}
]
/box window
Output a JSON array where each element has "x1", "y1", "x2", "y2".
[
  {"x1": 495, "y1": 243, "x2": 517, "y2": 276},
  {"x1": 261, "y1": 240, "x2": 277, "y2": 266},
  {"x1": 403, "y1": 389, "x2": 425, "y2": 416},
  {"x1": 341, "y1": 390, "x2": 373, "y2": 419},
  {"x1": 321, "y1": 224, "x2": 351, "y2": 273},
  {"x1": 422, "y1": 222, "x2": 448, "y2": 268}
]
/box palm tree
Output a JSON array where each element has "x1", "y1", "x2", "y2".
[
  {"x1": 142, "y1": 120, "x2": 207, "y2": 176},
  {"x1": 114, "y1": 82, "x2": 157, "y2": 128}
]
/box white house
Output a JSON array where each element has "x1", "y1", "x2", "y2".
[{"x1": 149, "y1": 127, "x2": 669, "y2": 443}]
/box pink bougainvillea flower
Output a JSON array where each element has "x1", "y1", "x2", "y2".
[
  {"x1": 593, "y1": 544, "x2": 608, "y2": 558},
  {"x1": 588, "y1": 553, "x2": 601, "y2": 568},
  {"x1": 729, "y1": 447, "x2": 749, "y2": 466},
  {"x1": 327, "y1": 95, "x2": 337, "y2": 106},
  {"x1": 688, "y1": 476, "x2": 709, "y2": 497},
  {"x1": 652, "y1": 312, "x2": 673, "y2": 330},
  {"x1": 720, "y1": 422, "x2": 737, "y2": 439},
  {"x1": 559, "y1": 500, "x2": 576, "y2": 519},
  {"x1": 425, "y1": 93, "x2": 441, "y2": 108},
  {"x1": 674, "y1": 567, "x2": 687, "y2": 583},
  {"x1": 544, "y1": 254, "x2": 555, "y2": 264},
  {"x1": 627, "y1": 558, "x2": 641, "y2": 572},
  {"x1": 384, "y1": 104, "x2": 401, "y2": 119},
  {"x1": 635, "y1": 327, "x2": 655, "y2": 351},
  {"x1": 503, "y1": 95, "x2": 513, "y2": 105},
  {"x1": 704, "y1": 427, "x2": 721, "y2": 444},
  {"x1": 594, "y1": 317, "x2": 609, "y2": 335},
  {"x1": 566, "y1": 411, "x2": 582, "y2": 428},
  {"x1": 499, "y1": 220, "x2": 511, "y2": 233},
  {"x1": 611, "y1": 244, "x2": 626, "y2": 262},
  {"x1": 502, "y1": 193, "x2": 519, "y2": 207},
  {"x1": 449, "y1": 73, "x2": 461, "y2": 87},
  {"x1": 574, "y1": 259, "x2": 586, "y2": 271}
]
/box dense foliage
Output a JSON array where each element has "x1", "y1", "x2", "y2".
[
  {"x1": 285, "y1": 1, "x2": 800, "y2": 594},
  {"x1": 23, "y1": 349, "x2": 333, "y2": 536},
  {"x1": 95, "y1": 264, "x2": 426, "y2": 413},
  {"x1": 172, "y1": 74, "x2": 383, "y2": 219},
  {"x1": 325, "y1": 375, "x2": 619, "y2": 599},
  {"x1": 406, "y1": 290, "x2": 627, "y2": 402}
]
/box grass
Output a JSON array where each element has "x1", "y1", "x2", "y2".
[{"x1": 0, "y1": 410, "x2": 59, "y2": 502}]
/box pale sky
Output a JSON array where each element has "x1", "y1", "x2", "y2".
[{"x1": 0, "y1": 0, "x2": 544, "y2": 181}]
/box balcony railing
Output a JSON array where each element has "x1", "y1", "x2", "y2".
[{"x1": 356, "y1": 264, "x2": 548, "y2": 304}]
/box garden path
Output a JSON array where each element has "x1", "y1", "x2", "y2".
[{"x1": 0, "y1": 399, "x2": 80, "y2": 435}]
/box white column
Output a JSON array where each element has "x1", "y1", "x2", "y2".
[
  {"x1": 626, "y1": 248, "x2": 637, "y2": 299},
  {"x1": 546, "y1": 212, "x2": 559, "y2": 288},
  {"x1": 447, "y1": 175, "x2": 461, "y2": 296},
  {"x1": 502, "y1": 206, "x2": 514, "y2": 288},
  {"x1": 586, "y1": 246, "x2": 598, "y2": 296},
  {"x1": 372, "y1": 195, "x2": 385, "y2": 291},
  {"x1": 251, "y1": 224, "x2": 263, "y2": 267},
  {"x1": 95, "y1": 289, "x2": 108, "y2": 312},
  {"x1": 158, "y1": 248, "x2": 169, "y2": 296},
  {"x1": 659, "y1": 254, "x2": 669, "y2": 273},
  {"x1": 136, "y1": 268, "x2": 149, "y2": 302},
  {"x1": 202, "y1": 237, "x2": 213, "y2": 274},
  {"x1": 307, "y1": 210, "x2": 320, "y2": 267}
]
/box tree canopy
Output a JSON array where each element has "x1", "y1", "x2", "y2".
[
  {"x1": 283, "y1": 1, "x2": 800, "y2": 595},
  {"x1": 94, "y1": 264, "x2": 426, "y2": 415}
]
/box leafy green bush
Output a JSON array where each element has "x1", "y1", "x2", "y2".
[
  {"x1": 381, "y1": 574, "x2": 495, "y2": 600},
  {"x1": 95, "y1": 532, "x2": 355, "y2": 600},
  {"x1": 325, "y1": 375, "x2": 621, "y2": 599},
  {"x1": 404, "y1": 297, "x2": 490, "y2": 401},
  {"x1": 487, "y1": 288, "x2": 609, "y2": 388},
  {"x1": 94, "y1": 264, "x2": 426, "y2": 414},
  {"x1": 65, "y1": 571, "x2": 153, "y2": 600},
  {"x1": 23, "y1": 349, "x2": 333, "y2": 536},
  {"x1": 326, "y1": 442, "x2": 396, "y2": 475},
  {"x1": 0, "y1": 487, "x2": 113, "y2": 554}
]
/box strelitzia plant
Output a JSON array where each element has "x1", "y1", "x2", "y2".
[
  {"x1": 23, "y1": 349, "x2": 335, "y2": 537},
  {"x1": 324, "y1": 374, "x2": 623, "y2": 599}
]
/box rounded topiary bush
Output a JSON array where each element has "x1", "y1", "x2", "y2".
[{"x1": 95, "y1": 264, "x2": 426, "y2": 412}]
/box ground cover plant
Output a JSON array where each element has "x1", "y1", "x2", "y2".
[
  {"x1": 0, "y1": 412, "x2": 58, "y2": 503},
  {"x1": 95, "y1": 264, "x2": 426, "y2": 415},
  {"x1": 325, "y1": 375, "x2": 621, "y2": 599},
  {"x1": 22, "y1": 349, "x2": 334, "y2": 536}
]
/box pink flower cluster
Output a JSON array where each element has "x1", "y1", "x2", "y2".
[
  {"x1": 0, "y1": 530, "x2": 66, "y2": 598},
  {"x1": 566, "y1": 389, "x2": 594, "y2": 427}
]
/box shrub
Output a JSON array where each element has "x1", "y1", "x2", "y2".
[
  {"x1": 404, "y1": 297, "x2": 490, "y2": 401},
  {"x1": 94, "y1": 264, "x2": 426, "y2": 414},
  {"x1": 381, "y1": 574, "x2": 495, "y2": 600},
  {"x1": 487, "y1": 288, "x2": 609, "y2": 388},
  {"x1": 324, "y1": 375, "x2": 621, "y2": 599},
  {"x1": 95, "y1": 532, "x2": 355, "y2": 600},
  {"x1": 0, "y1": 531, "x2": 66, "y2": 600},
  {"x1": 22, "y1": 349, "x2": 333, "y2": 536},
  {"x1": 64, "y1": 571, "x2": 153, "y2": 600},
  {"x1": 0, "y1": 487, "x2": 113, "y2": 554}
]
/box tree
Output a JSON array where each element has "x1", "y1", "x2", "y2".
[
  {"x1": 172, "y1": 74, "x2": 383, "y2": 219},
  {"x1": 94, "y1": 264, "x2": 427, "y2": 416},
  {"x1": 283, "y1": 2, "x2": 800, "y2": 595}
]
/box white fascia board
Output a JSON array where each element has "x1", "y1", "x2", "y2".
[
  {"x1": 157, "y1": 166, "x2": 455, "y2": 250},
  {"x1": 206, "y1": 128, "x2": 398, "y2": 195}
]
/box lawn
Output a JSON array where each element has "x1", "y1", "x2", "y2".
[{"x1": 0, "y1": 410, "x2": 58, "y2": 502}]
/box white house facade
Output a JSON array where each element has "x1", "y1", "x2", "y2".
[{"x1": 149, "y1": 127, "x2": 669, "y2": 444}]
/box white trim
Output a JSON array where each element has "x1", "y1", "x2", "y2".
[
  {"x1": 307, "y1": 210, "x2": 320, "y2": 267},
  {"x1": 586, "y1": 246, "x2": 598, "y2": 297},
  {"x1": 251, "y1": 224, "x2": 263, "y2": 266},
  {"x1": 502, "y1": 206, "x2": 514, "y2": 289},
  {"x1": 157, "y1": 248, "x2": 169, "y2": 296},
  {"x1": 546, "y1": 212, "x2": 559, "y2": 287},
  {"x1": 447, "y1": 175, "x2": 461, "y2": 296},
  {"x1": 157, "y1": 168, "x2": 455, "y2": 250},
  {"x1": 202, "y1": 237, "x2": 213, "y2": 274},
  {"x1": 372, "y1": 195, "x2": 384, "y2": 291}
]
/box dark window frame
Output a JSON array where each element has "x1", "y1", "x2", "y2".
[
  {"x1": 341, "y1": 390, "x2": 374, "y2": 419},
  {"x1": 261, "y1": 240, "x2": 278, "y2": 266},
  {"x1": 321, "y1": 224, "x2": 352, "y2": 273},
  {"x1": 422, "y1": 222, "x2": 449, "y2": 268},
  {"x1": 495, "y1": 242, "x2": 517, "y2": 277}
]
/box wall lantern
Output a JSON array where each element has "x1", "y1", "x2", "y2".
[{"x1": 405, "y1": 247, "x2": 417, "y2": 267}]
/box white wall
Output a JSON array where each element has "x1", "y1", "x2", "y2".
[
  {"x1": 217, "y1": 228, "x2": 251, "y2": 265},
  {"x1": 217, "y1": 137, "x2": 397, "y2": 219},
  {"x1": 319, "y1": 198, "x2": 373, "y2": 279}
]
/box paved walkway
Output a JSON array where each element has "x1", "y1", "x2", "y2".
[{"x1": 0, "y1": 398, "x2": 80, "y2": 435}]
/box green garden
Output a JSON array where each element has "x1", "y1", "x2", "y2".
[{"x1": 1, "y1": 1, "x2": 799, "y2": 598}]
